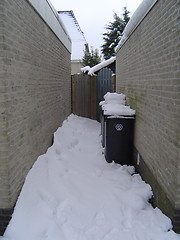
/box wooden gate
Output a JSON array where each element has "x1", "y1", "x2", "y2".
[
  {"x1": 71, "y1": 71, "x2": 116, "y2": 121},
  {"x1": 71, "y1": 74, "x2": 97, "y2": 119},
  {"x1": 96, "y1": 68, "x2": 115, "y2": 120}
]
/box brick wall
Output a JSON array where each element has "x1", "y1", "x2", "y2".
[
  {"x1": 116, "y1": 0, "x2": 179, "y2": 232},
  {"x1": 0, "y1": 0, "x2": 71, "y2": 234}
]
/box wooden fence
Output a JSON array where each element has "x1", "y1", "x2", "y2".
[
  {"x1": 71, "y1": 74, "x2": 116, "y2": 120},
  {"x1": 71, "y1": 74, "x2": 97, "y2": 119}
]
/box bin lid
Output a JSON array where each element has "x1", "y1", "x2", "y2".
[
  {"x1": 107, "y1": 115, "x2": 135, "y2": 119},
  {"x1": 102, "y1": 104, "x2": 136, "y2": 116}
]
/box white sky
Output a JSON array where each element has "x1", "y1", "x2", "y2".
[{"x1": 50, "y1": 0, "x2": 143, "y2": 52}]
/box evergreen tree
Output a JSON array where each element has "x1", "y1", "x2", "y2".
[
  {"x1": 82, "y1": 46, "x2": 101, "y2": 67},
  {"x1": 123, "y1": 6, "x2": 130, "y2": 25},
  {"x1": 101, "y1": 7, "x2": 130, "y2": 60}
]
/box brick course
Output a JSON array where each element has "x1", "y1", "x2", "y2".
[
  {"x1": 0, "y1": 0, "x2": 71, "y2": 234},
  {"x1": 116, "y1": 0, "x2": 179, "y2": 232}
]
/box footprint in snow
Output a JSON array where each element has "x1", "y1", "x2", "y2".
[
  {"x1": 95, "y1": 212, "x2": 105, "y2": 226},
  {"x1": 56, "y1": 201, "x2": 72, "y2": 226}
]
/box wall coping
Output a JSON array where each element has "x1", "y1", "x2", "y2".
[
  {"x1": 115, "y1": 0, "x2": 158, "y2": 52},
  {"x1": 28, "y1": 0, "x2": 71, "y2": 52}
]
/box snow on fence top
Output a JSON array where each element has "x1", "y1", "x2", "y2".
[
  {"x1": 81, "y1": 56, "x2": 116, "y2": 76},
  {"x1": 100, "y1": 92, "x2": 136, "y2": 116},
  {"x1": 28, "y1": 0, "x2": 71, "y2": 52},
  {"x1": 115, "y1": 0, "x2": 158, "y2": 52}
]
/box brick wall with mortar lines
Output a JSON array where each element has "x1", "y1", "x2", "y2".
[
  {"x1": 0, "y1": 0, "x2": 71, "y2": 212},
  {"x1": 116, "y1": 0, "x2": 179, "y2": 231}
]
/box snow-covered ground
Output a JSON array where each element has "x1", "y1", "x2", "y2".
[{"x1": 1, "y1": 115, "x2": 180, "y2": 240}]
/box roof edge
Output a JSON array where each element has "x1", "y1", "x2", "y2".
[
  {"x1": 115, "y1": 0, "x2": 158, "y2": 53},
  {"x1": 28, "y1": 0, "x2": 71, "y2": 52},
  {"x1": 58, "y1": 10, "x2": 87, "y2": 44}
]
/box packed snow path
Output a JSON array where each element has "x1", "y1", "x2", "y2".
[{"x1": 2, "y1": 115, "x2": 179, "y2": 240}]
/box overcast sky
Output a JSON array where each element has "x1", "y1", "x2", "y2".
[{"x1": 50, "y1": 0, "x2": 143, "y2": 52}]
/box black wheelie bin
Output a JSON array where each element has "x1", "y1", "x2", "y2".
[{"x1": 104, "y1": 115, "x2": 135, "y2": 165}]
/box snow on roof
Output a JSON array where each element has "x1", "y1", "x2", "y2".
[
  {"x1": 115, "y1": 0, "x2": 158, "y2": 52},
  {"x1": 58, "y1": 11, "x2": 87, "y2": 60},
  {"x1": 81, "y1": 56, "x2": 116, "y2": 76}
]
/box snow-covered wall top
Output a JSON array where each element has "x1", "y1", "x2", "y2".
[
  {"x1": 81, "y1": 56, "x2": 116, "y2": 75},
  {"x1": 28, "y1": 0, "x2": 71, "y2": 52},
  {"x1": 58, "y1": 11, "x2": 88, "y2": 60},
  {"x1": 115, "y1": 0, "x2": 158, "y2": 52}
]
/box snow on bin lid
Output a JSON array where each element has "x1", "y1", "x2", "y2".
[
  {"x1": 103, "y1": 92, "x2": 126, "y2": 105},
  {"x1": 103, "y1": 104, "x2": 136, "y2": 116},
  {"x1": 100, "y1": 92, "x2": 135, "y2": 116}
]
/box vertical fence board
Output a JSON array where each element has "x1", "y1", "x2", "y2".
[
  {"x1": 112, "y1": 74, "x2": 116, "y2": 92},
  {"x1": 71, "y1": 73, "x2": 115, "y2": 120},
  {"x1": 90, "y1": 76, "x2": 97, "y2": 119}
]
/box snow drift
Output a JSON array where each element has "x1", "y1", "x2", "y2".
[{"x1": 2, "y1": 115, "x2": 179, "y2": 240}]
